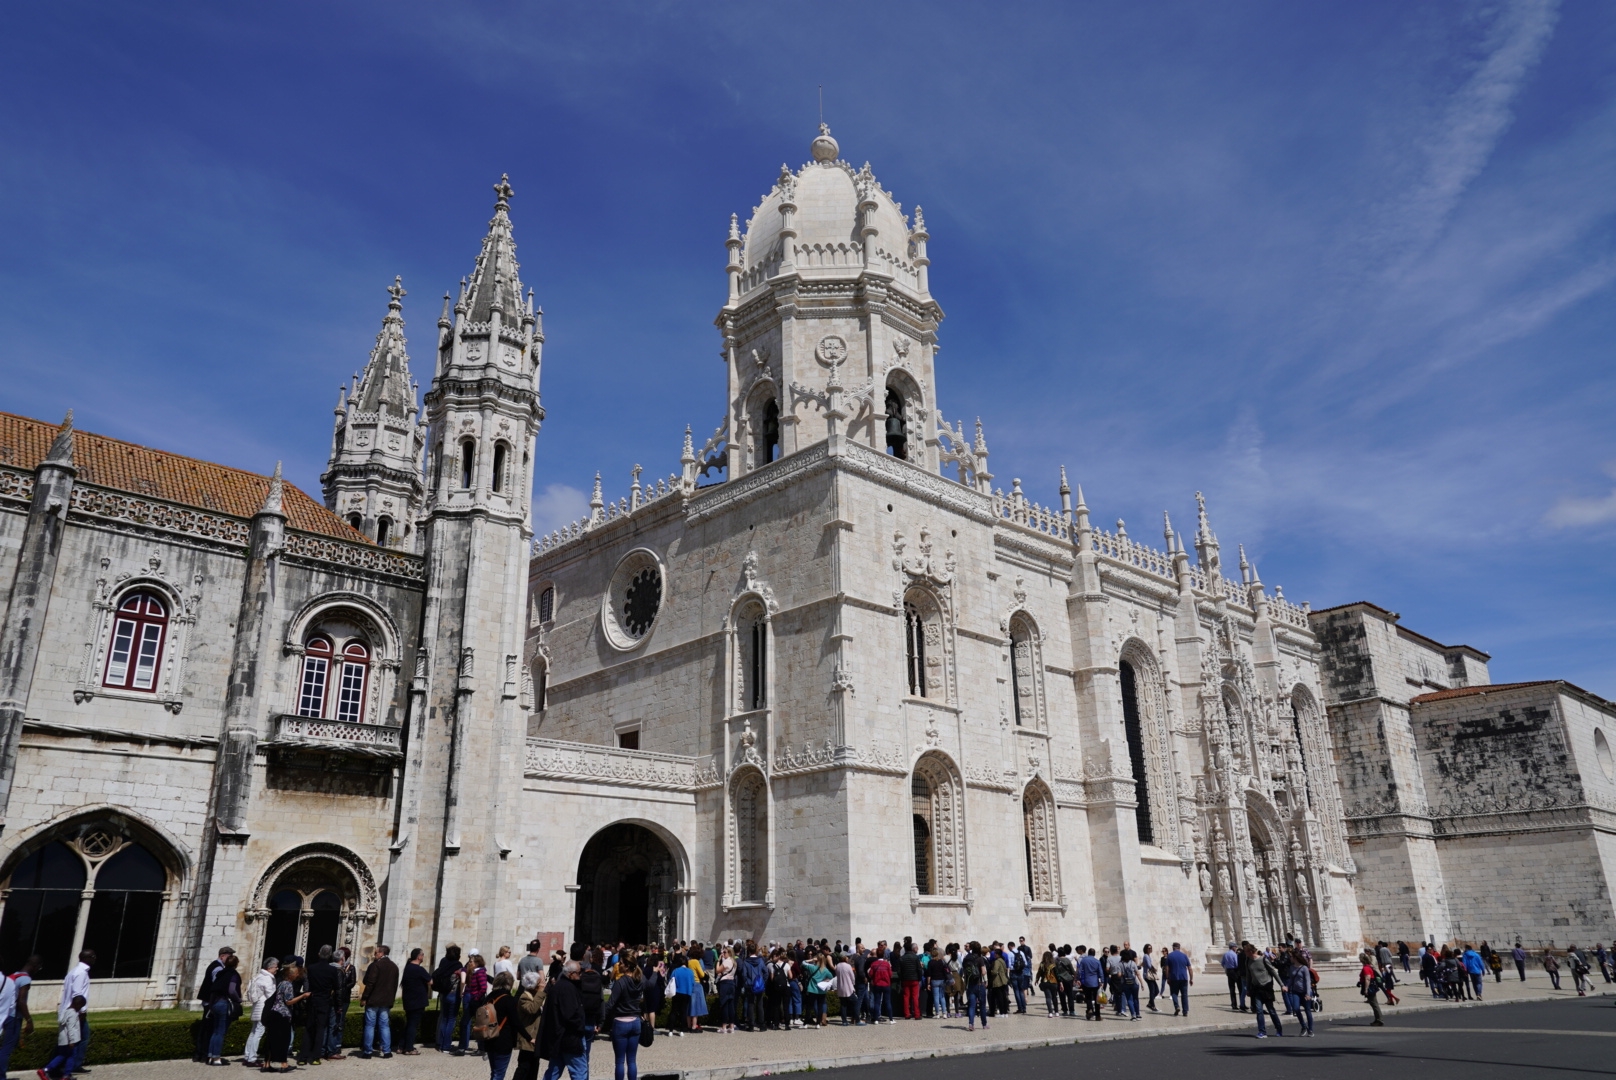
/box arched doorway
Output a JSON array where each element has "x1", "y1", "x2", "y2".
[
  {"x1": 574, "y1": 823, "x2": 680, "y2": 945},
  {"x1": 250, "y1": 845, "x2": 376, "y2": 963}
]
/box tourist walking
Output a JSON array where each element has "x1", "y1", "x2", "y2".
[
  {"x1": 1399, "y1": 940, "x2": 1411, "y2": 973},
  {"x1": 1358, "y1": 951, "x2": 1385, "y2": 1026},
  {"x1": 538, "y1": 961, "x2": 588, "y2": 1080},
  {"x1": 1077, "y1": 946, "x2": 1103, "y2": 1020},
  {"x1": 359, "y1": 944, "x2": 399, "y2": 1058},
  {"x1": 435, "y1": 945, "x2": 465, "y2": 1052},
  {"x1": 1462, "y1": 944, "x2": 1485, "y2": 1000},
  {"x1": 1164, "y1": 942, "x2": 1193, "y2": 1016},
  {"x1": 243, "y1": 957, "x2": 278, "y2": 1066},
  {"x1": 0, "y1": 954, "x2": 39, "y2": 1080},
  {"x1": 1568, "y1": 946, "x2": 1592, "y2": 996},
  {"x1": 1140, "y1": 945, "x2": 1160, "y2": 1012},
  {"x1": 1245, "y1": 945, "x2": 1283, "y2": 1038},
  {"x1": 1512, "y1": 942, "x2": 1527, "y2": 982},
  {"x1": 1286, "y1": 955, "x2": 1314, "y2": 1036},
  {"x1": 1544, "y1": 948, "x2": 1561, "y2": 990}
]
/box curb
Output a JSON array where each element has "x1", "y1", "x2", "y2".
[{"x1": 671, "y1": 989, "x2": 1590, "y2": 1080}]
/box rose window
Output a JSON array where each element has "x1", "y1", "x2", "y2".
[{"x1": 622, "y1": 567, "x2": 662, "y2": 639}]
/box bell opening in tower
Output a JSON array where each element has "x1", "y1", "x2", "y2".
[{"x1": 885, "y1": 388, "x2": 908, "y2": 460}]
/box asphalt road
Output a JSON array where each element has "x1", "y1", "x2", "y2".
[{"x1": 824, "y1": 998, "x2": 1616, "y2": 1079}]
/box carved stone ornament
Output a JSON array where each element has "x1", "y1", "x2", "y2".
[
  {"x1": 816, "y1": 335, "x2": 847, "y2": 366},
  {"x1": 737, "y1": 550, "x2": 778, "y2": 614},
  {"x1": 893, "y1": 336, "x2": 911, "y2": 360}
]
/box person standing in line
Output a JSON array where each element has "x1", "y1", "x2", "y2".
[
  {"x1": 867, "y1": 948, "x2": 892, "y2": 1025},
  {"x1": 0, "y1": 955, "x2": 38, "y2": 1080},
  {"x1": 514, "y1": 969, "x2": 547, "y2": 1080},
  {"x1": 1221, "y1": 943, "x2": 1245, "y2": 1011},
  {"x1": 1512, "y1": 941, "x2": 1528, "y2": 982},
  {"x1": 961, "y1": 942, "x2": 989, "y2": 1032},
  {"x1": 193, "y1": 946, "x2": 236, "y2": 1063},
  {"x1": 1077, "y1": 946, "x2": 1104, "y2": 1021},
  {"x1": 538, "y1": 961, "x2": 588, "y2": 1080},
  {"x1": 400, "y1": 948, "x2": 432, "y2": 1055},
  {"x1": 264, "y1": 960, "x2": 306, "y2": 1074},
  {"x1": 802, "y1": 949, "x2": 830, "y2": 1029},
  {"x1": 1245, "y1": 945, "x2": 1282, "y2": 1038},
  {"x1": 494, "y1": 947, "x2": 519, "y2": 982},
  {"x1": 205, "y1": 951, "x2": 242, "y2": 1065},
  {"x1": 1376, "y1": 940, "x2": 1393, "y2": 975},
  {"x1": 605, "y1": 953, "x2": 646, "y2": 1080},
  {"x1": 1117, "y1": 951, "x2": 1141, "y2": 1021},
  {"x1": 327, "y1": 946, "x2": 356, "y2": 1060},
  {"x1": 477, "y1": 972, "x2": 520, "y2": 1080},
  {"x1": 898, "y1": 941, "x2": 924, "y2": 1020},
  {"x1": 1163, "y1": 942, "x2": 1193, "y2": 1017},
  {"x1": 668, "y1": 951, "x2": 694, "y2": 1036},
  {"x1": 242, "y1": 957, "x2": 279, "y2": 1067},
  {"x1": 518, "y1": 941, "x2": 547, "y2": 985},
  {"x1": 1009, "y1": 940, "x2": 1029, "y2": 1015},
  {"x1": 1421, "y1": 946, "x2": 1439, "y2": 995},
  {"x1": 463, "y1": 951, "x2": 493, "y2": 1054},
  {"x1": 715, "y1": 945, "x2": 737, "y2": 1033},
  {"x1": 1357, "y1": 951, "x2": 1384, "y2": 1026},
  {"x1": 927, "y1": 948, "x2": 951, "y2": 1022},
  {"x1": 301, "y1": 945, "x2": 340, "y2": 1065},
  {"x1": 359, "y1": 944, "x2": 400, "y2": 1059},
  {"x1": 834, "y1": 952, "x2": 857, "y2": 1026},
  {"x1": 986, "y1": 944, "x2": 1010, "y2": 1019},
  {"x1": 435, "y1": 945, "x2": 465, "y2": 1053}
]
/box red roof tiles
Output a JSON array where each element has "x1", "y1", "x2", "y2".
[{"x1": 0, "y1": 412, "x2": 366, "y2": 542}]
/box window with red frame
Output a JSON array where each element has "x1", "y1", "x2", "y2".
[
  {"x1": 103, "y1": 593, "x2": 168, "y2": 692},
  {"x1": 297, "y1": 636, "x2": 333, "y2": 717},
  {"x1": 335, "y1": 642, "x2": 369, "y2": 723}
]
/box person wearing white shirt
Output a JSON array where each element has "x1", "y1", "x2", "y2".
[
  {"x1": 243, "y1": 957, "x2": 280, "y2": 1066},
  {"x1": 42, "y1": 950, "x2": 92, "y2": 1080}
]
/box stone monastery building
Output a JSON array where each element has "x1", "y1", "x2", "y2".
[{"x1": 1, "y1": 126, "x2": 1613, "y2": 1008}]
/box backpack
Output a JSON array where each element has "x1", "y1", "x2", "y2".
[
  {"x1": 471, "y1": 998, "x2": 503, "y2": 1041},
  {"x1": 748, "y1": 959, "x2": 766, "y2": 996},
  {"x1": 770, "y1": 963, "x2": 790, "y2": 993},
  {"x1": 579, "y1": 968, "x2": 604, "y2": 1005},
  {"x1": 432, "y1": 964, "x2": 454, "y2": 996},
  {"x1": 1055, "y1": 956, "x2": 1075, "y2": 984}
]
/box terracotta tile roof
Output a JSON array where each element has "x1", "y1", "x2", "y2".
[
  {"x1": 0, "y1": 412, "x2": 366, "y2": 542},
  {"x1": 1410, "y1": 681, "x2": 1557, "y2": 704}
]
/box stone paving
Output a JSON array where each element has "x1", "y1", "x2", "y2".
[{"x1": 77, "y1": 973, "x2": 1607, "y2": 1080}]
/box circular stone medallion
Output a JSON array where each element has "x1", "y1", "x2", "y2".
[{"x1": 816, "y1": 335, "x2": 847, "y2": 366}]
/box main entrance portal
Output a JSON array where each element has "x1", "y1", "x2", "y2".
[{"x1": 574, "y1": 823, "x2": 679, "y2": 945}]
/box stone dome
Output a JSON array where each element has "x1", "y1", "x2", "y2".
[{"x1": 738, "y1": 130, "x2": 922, "y2": 296}]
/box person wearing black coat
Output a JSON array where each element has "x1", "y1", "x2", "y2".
[
  {"x1": 400, "y1": 949, "x2": 433, "y2": 1054},
  {"x1": 481, "y1": 979, "x2": 521, "y2": 1080},
  {"x1": 537, "y1": 964, "x2": 587, "y2": 1080}
]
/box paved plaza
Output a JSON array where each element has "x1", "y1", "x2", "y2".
[{"x1": 78, "y1": 972, "x2": 1607, "y2": 1080}]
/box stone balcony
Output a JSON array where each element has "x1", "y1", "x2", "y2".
[{"x1": 267, "y1": 713, "x2": 404, "y2": 763}]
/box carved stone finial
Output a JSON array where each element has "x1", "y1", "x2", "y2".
[
  {"x1": 811, "y1": 123, "x2": 838, "y2": 162},
  {"x1": 493, "y1": 173, "x2": 514, "y2": 211},
  {"x1": 387, "y1": 275, "x2": 406, "y2": 309},
  {"x1": 260, "y1": 461, "x2": 284, "y2": 517},
  {"x1": 44, "y1": 409, "x2": 75, "y2": 467}
]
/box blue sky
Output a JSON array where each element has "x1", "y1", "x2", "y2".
[{"x1": 3, "y1": 1, "x2": 1614, "y2": 692}]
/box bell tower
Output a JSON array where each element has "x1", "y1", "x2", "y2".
[
  {"x1": 383, "y1": 175, "x2": 543, "y2": 952},
  {"x1": 716, "y1": 126, "x2": 944, "y2": 477}
]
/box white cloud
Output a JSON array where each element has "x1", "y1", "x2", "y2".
[
  {"x1": 532, "y1": 483, "x2": 591, "y2": 536},
  {"x1": 1547, "y1": 491, "x2": 1616, "y2": 528}
]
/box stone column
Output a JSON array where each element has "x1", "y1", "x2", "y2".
[{"x1": 0, "y1": 413, "x2": 76, "y2": 833}]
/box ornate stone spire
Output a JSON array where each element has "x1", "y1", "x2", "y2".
[
  {"x1": 44, "y1": 410, "x2": 74, "y2": 467},
  {"x1": 260, "y1": 461, "x2": 284, "y2": 516},
  {"x1": 464, "y1": 174, "x2": 526, "y2": 324},
  {"x1": 1194, "y1": 490, "x2": 1221, "y2": 576}
]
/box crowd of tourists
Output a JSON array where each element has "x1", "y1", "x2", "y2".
[{"x1": 172, "y1": 932, "x2": 1616, "y2": 1079}]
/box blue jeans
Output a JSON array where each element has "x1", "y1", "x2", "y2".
[
  {"x1": 1471, "y1": 972, "x2": 1484, "y2": 998},
  {"x1": 932, "y1": 981, "x2": 948, "y2": 1016},
  {"x1": 0, "y1": 1013, "x2": 19, "y2": 1077},
  {"x1": 1168, "y1": 979, "x2": 1190, "y2": 1014},
  {"x1": 363, "y1": 1005, "x2": 393, "y2": 1054},
  {"x1": 207, "y1": 998, "x2": 232, "y2": 1058},
  {"x1": 461, "y1": 995, "x2": 483, "y2": 1050},
  {"x1": 68, "y1": 1013, "x2": 90, "y2": 1074},
  {"x1": 789, "y1": 982, "x2": 802, "y2": 1018},
  {"x1": 437, "y1": 993, "x2": 461, "y2": 1051},
  {"x1": 543, "y1": 1051, "x2": 590, "y2": 1080},
  {"x1": 488, "y1": 1050, "x2": 513, "y2": 1080},
  {"x1": 1120, "y1": 984, "x2": 1140, "y2": 1018},
  {"x1": 965, "y1": 984, "x2": 988, "y2": 1027},
  {"x1": 328, "y1": 1002, "x2": 347, "y2": 1055},
  {"x1": 1294, "y1": 994, "x2": 1314, "y2": 1034},
  {"x1": 611, "y1": 1017, "x2": 640, "y2": 1080},
  {"x1": 1254, "y1": 995, "x2": 1282, "y2": 1036},
  {"x1": 1011, "y1": 976, "x2": 1027, "y2": 1012}
]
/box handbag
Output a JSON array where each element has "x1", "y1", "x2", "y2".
[{"x1": 639, "y1": 1022, "x2": 655, "y2": 1048}]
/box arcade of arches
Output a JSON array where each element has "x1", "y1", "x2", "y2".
[{"x1": 256, "y1": 848, "x2": 372, "y2": 963}]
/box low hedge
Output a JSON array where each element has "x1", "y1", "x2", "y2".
[{"x1": 9, "y1": 1005, "x2": 447, "y2": 1070}]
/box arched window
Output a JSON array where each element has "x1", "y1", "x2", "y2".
[
  {"x1": 885, "y1": 387, "x2": 908, "y2": 460},
  {"x1": 759, "y1": 399, "x2": 780, "y2": 465},
  {"x1": 531, "y1": 659, "x2": 548, "y2": 712},
  {"x1": 102, "y1": 592, "x2": 168, "y2": 692},
  {"x1": 911, "y1": 775, "x2": 933, "y2": 895},
  {"x1": 911, "y1": 753, "x2": 964, "y2": 897},
  {"x1": 375, "y1": 516, "x2": 391, "y2": 547},
  {"x1": 492, "y1": 442, "x2": 508, "y2": 493},
  {"x1": 736, "y1": 602, "x2": 768, "y2": 712},
  {"x1": 431, "y1": 441, "x2": 444, "y2": 490},
  {"x1": 732, "y1": 770, "x2": 768, "y2": 903},
  {"x1": 298, "y1": 636, "x2": 334, "y2": 718},
  {"x1": 263, "y1": 889, "x2": 302, "y2": 962},
  {"x1": 537, "y1": 586, "x2": 555, "y2": 624},
  {"x1": 1023, "y1": 782, "x2": 1058, "y2": 903},
  {"x1": 460, "y1": 438, "x2": 476, "y2": 489},
  {"x1": 334, "y1": 642, "x2": 370, "y2": 724},
  {"x1": 904, "y1": 602, "x2": 927, "y2": 697},
  {"x1": 0, "y1": 828, "x2": 171, "y2": 980},
  {"x1": 1119, "y1": 660, "x2": 1154, "y2": 845},
  {"x1": 1008, "y1": 615, "x2": 1039, "y2": 727},
  {"x1": 346, "y1": 513, "x2": 363, "y2": 532},
  {"x1": 254, "y1": 849, "x2": 371, "y2": 963}
]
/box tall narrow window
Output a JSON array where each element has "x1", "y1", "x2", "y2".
[
  {"x1": 298, "y1": 636, "x2": 333, "y2": 718},
  {"x1": 885, "y1": 388, "x2": 908, "y2": 459},
  {"x1": 538, "y1": 586, "x2": 555, "y2": 624},
  {"x1": 460, "y1": 438, "x2": 476, "y2": 489},
  {"x1": 904, "y1": 602, "x2": 927, "y2": 697},
  {"x1": 1010, "y1": 622, "x2": 1034, "y2": 726},
  {"x1": 375, "y1": 517, "x2": 391, "y2": 546},
  {"x1": 1119, "y1": 660, "x2": 1154, "y2": 845},
  {"x1": 534, "y1": 665, "x2": 548, "y2": 712},
  {"x1": 102, "y1": 593, "x2": 168, "y2": 692},
  {"x1": 733, "y1": 770, "x2": 767, "y2": 902},
  {"x1": 492, "y1": 442, "x2": 508, "y2": 493},
  {"x1": 431, "y1": 442, "x2": 444, "y2": 490},
  {"x1": 912, "y1": 772, "x2": 933, "y2": 895},
  {"x1": 760, "y1": 399, "x2": 780, "y2": 465},
  {"x1": 1023, "y1": 782, "x2": 1057, "y2": 902},
  {"x1": 0, "y1": 842, "x2": 84, "y2": 978},
  {"x1": 347, "y1": 513, "x2": 363, "y2": 531},
  {"x1": 82, "y1": 843, "x2": 165, "y2": 978},
  {"x1": 335, "y1": 642, "x2": 369, "y2": 723}
]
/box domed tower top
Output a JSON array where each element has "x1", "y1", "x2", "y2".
[{"x1": 810, "y1": 122, "x2": 839, "y2": 162}]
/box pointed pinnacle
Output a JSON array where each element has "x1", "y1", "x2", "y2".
[
  {"x1": 1059, "y1": 465, "x2": 1070, "y2": 496},
  {"x1": 261, "y1": 461, "x2": 285, "y2": 516},
  {"x1": 1074, "y1": 484, "x2": 1088, "y2": 511},
  {"x1": 45, "y1": 409, "x2": 75, "y2": 466}
]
